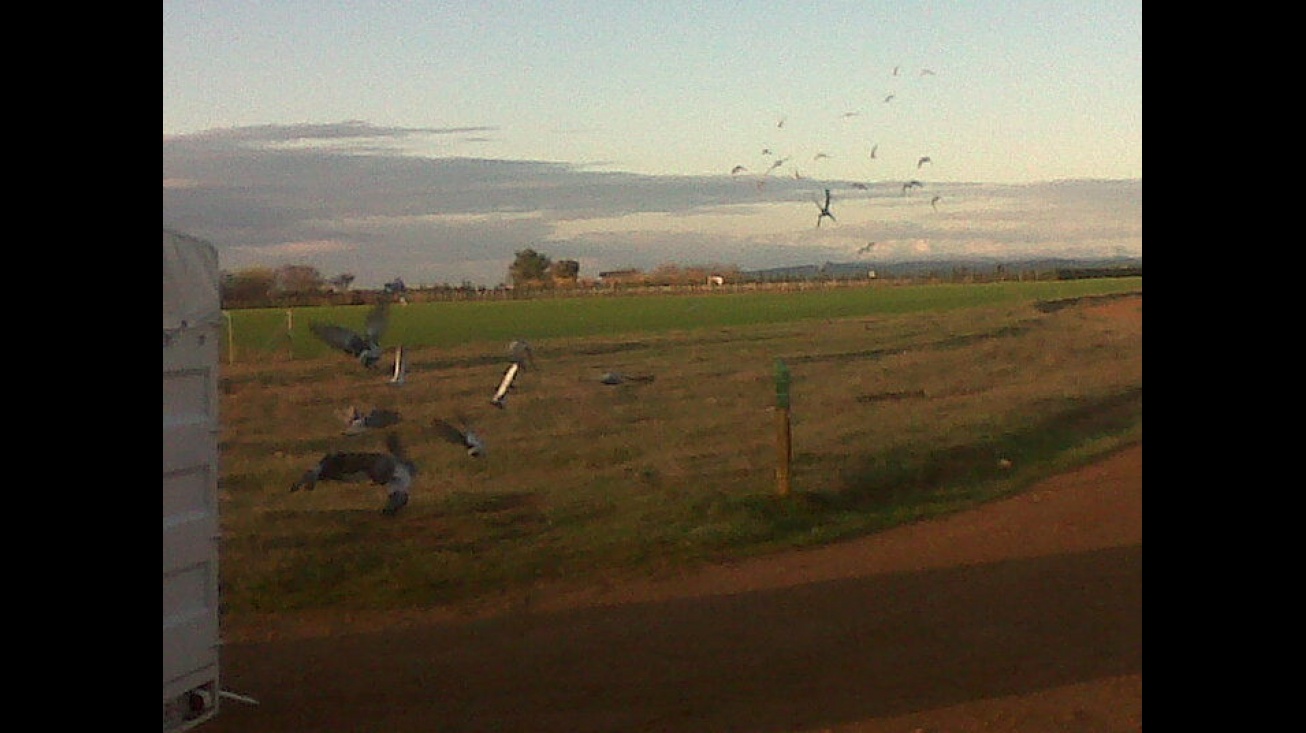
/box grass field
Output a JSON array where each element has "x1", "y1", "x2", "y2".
[
  {"x1": 217, "y1": 278, "x2": 1142, "y2": 615},
  {"x1": 223, "y1": 278, "x2": 1141, "y2": 360}
]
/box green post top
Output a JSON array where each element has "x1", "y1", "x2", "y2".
[{"x1": 774, "y1": 358, "x2": 791, "y2": 408}]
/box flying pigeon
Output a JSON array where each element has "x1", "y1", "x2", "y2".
[
  {"x1": 599, "y1": 371, "x2": 655, "y2": 385},
  {"x1": 389, "y1": 344, "x2": 407, "y2": 385},
  {"x1": 856, "y1": 242, "x2": 877, "y2": 255},
  {"x1": 869, "y1": 144, "x2": 878, "y2": 159},
  {"x1": 341, "y1": 406, "x2": 402, "y2": 436},
  {"x1": 507, "y1": 339, "x2": 535, "y2": 368},
  {"x1": 730, "y1": 165, "x2": 747, "y2": 175},
  {"x1": 851, "y1": 182, "x2": 868, "y2": 190},
  {"x1": 930, "y1": 195, "x2": 941, "y2": 212},
  {"x1": 309, "y1": 299, "x2": 390, "y2": 369},
  {"x1": 430, "y1": 416, "x2": 486, "y2": 457},
  {"x1": 290, "y1": 432, "x2": 417, "y2": 516},
  {"x1": 883, "y1": 94, "x2": 896, "y2": 103},
  {"x1": 902, "y1": 180, "x2": 924, "y2": 195},
  {"x1": 490, "y1": 362, "x2": 520, "y2": 408},
  {"x1": 815, "y1": 188, "x2": 836, "y2": 228},
  {"x1": 917, "y1": 156, "x2": 932, "y2": 169}
]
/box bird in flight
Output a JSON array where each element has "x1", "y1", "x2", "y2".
[
  {"x1": 869, "y1": 144, "x2": 878, "y2": 159},
  {"x1": 931, "y1": 195, "x2": 941, "y2": 211},
  {"x1": 851, "y1": 182, "x2": 868, "y2": 190},
  {"x1": 730, "y1": 165, "x2": 747, "y2": 175},
  {"x1": 813, "y1": 152, "x2": 831, "y2": 161},
  {"x1": 815, "y1": 188, "x2": 836, "y2": 228},
  {"x1": 389, "y1": 344, "x2": 407, "y2": 385},
  {"x1": 341, "y1": 406, "x2": 402, "y2": 436},
  {"x1": 917, "y1": 156, "x2": 932, "y2": 169},
  {"x1": 920, "y1": 68, "x2": 936, "y2": 76},
  {"x1": 902, "y1": 180, "x2": 924, "y2": 195},
  {"x1": 430, "y1": 415, "x2": 486, "y2": 458},
  {"x1": 309, "y1": 299, "x2": 390, "y2": 369},
  {"x1": 883, "y1": 94, "x2": 896, "y2": 103},
  {"x1": 290, "y1": 432, "x2": 417, "y2": 516},
  {"x1": 856, "y1": 242, "x2": 877, "y2": 255}
]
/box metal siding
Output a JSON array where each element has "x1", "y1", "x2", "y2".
[{"x1": 163, "y1": 231, "x2": 221, "y2": 730}]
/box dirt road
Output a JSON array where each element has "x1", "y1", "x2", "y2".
[{"x1": 207, "y1": 442, "x2": 1141, "y2": 732}]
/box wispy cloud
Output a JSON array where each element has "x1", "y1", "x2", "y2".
[{"x1": 163, "y1": 122, "x2": 1141, "y2": 287}]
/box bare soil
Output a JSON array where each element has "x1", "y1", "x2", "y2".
[{"x1": 208, "y1": 440, "x2": 1142, "y2": 733}]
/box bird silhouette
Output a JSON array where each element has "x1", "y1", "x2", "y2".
[
  {"x1": 309, "y1": 299, "x2": 390, "y2": 369},
  {"x1": 902, "y1": 180, "x2": 924, "y2": 195},
  {"x1": 430, "y1": 415, "x2": 486, "y2": 457},
  {"x1": 730, "y1": 164, "x2": 747, "y2": 175},
  {"x1": 290, "y1": 432, "x2": 417, "y2": 516},
  {"x1": 917, "y1": 156, "x2": 932, "y2": 169},
  {"x1": 883, "y1": 94, "x2": 896, "y2": 103},
  {"x1": 931, "y1": 195, "x2": 941, "y2": 211},
  {"x1": 851, "y1": 182, "x2": 868, "y2": 190},
  {"x1": 856, "y1": 242, "x2": 877, "y2": 255},
  {"x1": 341, "y1": 406, "x2": 402, "y2": 436},
  {"x1": 599, "y1": 371, "x2": 655, "y2": 385},
  {"x1": 869, "y1": 144, "x2": 878, "y2": 159},
  {"x1": 815, "y1": 188, "x2": 836, "y2": 228}
]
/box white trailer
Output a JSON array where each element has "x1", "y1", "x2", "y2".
[{"x1": 163, "y1": 229, "x2": 223, "y2": 730}]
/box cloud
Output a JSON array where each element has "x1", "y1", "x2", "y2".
[{"x1": 164, "y1": 122, "x2": 1141, "y2": 288}]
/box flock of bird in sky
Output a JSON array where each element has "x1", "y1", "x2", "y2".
[
  {"x1": 291, "y1": 298, "x2": 647, "y2": 515},
  {"x1": 729, "y1": 64, "x2": 944, "y2": 255},
  {"x1": 285, "y1": 65, "x2": 951, "y2": 514}
]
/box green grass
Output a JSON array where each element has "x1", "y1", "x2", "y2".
[
  {"x1": 222, "y1": 278, "x2": 1142, "y2": 360},
  {"x1": 216, "y1": 278, "x2": 1142, "y2": 616}
]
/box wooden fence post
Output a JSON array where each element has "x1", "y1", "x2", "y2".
[{"x1": 775, "y1": 358, "x2": 792, "y2": 497}]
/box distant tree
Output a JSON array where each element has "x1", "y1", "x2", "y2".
[
  {"x1": 328, "y1": 273, "x2": 356, "y2": 292},
  {"x1": 222, "y1": 267, "x2": 276, "y2": 305},
  {"x1": 551, "y1": 259, "x2": 580, "y2": 284},
  {"x1": 274, "y1": 265, "x2": 325, "y2": 294},
  {"x1": 509, "y1": 248, "x2": 553, "y2": 286}
]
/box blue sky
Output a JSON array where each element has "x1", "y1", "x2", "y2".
[{"x1": 163, "y1": 1, "x2": 1141, "y2": 288}]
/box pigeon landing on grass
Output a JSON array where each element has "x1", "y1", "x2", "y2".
[
  {"x1": 341, "y1": 406, "x2": 402, "y2": 436},
  {"x1": 599, "y1": 371, "x2": 656, "y2": 386},
  {"x1": 309, "y1": 299, "x2": 390, "y2": 369},
  {"x1": 388, "y1": 344, "x2": 407, "y2": 385},
  {"x1": 430, "y1": 416, "x2": 486, "y2": 457},
  {"x1": 491, "y1": 340, "x2": 535, "y2": 408},
  {"x1": 290, "y1": 432, "x2": 417, "y2": 516}
]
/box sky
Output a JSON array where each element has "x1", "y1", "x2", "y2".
[{"x1": 163, "y1": 1, "x2": 1142, "y2": 288}]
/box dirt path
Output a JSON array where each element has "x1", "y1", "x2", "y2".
[{"x1": 207, "y1": 442, "x2": 1142, "y2": 733}]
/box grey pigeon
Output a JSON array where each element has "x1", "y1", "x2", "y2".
[
  {"x1": 309, "y1": 299, "x2": 390, "y2": 369},
  {"x1": 342, "y1": 406, "x2": 403, "y2": 436},
  {"x1": 430, "y1": 416, "x2": 486, "y2": 457},
  {"x1": 599, "y1": 371, "x2": 655, "y2": 385},
  {"x1": 290, "y1": 432, "x2": 416, "y2": 516}
]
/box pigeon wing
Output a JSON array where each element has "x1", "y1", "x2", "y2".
[
  {"x1": 430, "y1": 418, "x2": 468, "y2": 446},
  {"x1": 364, "y1": 300, "x2": 390, "y2": 343},
  {"x1": 310, "y1": 323, "x2": 367, "y2": 356}
]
